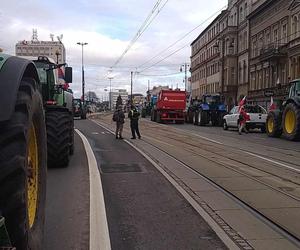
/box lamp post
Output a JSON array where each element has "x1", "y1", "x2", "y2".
[
  {"x1": 108, "y1": 76, "x2": 113, "y2": 110},
  {"x1": 55, "y1": 50, "x2": 61, "y2": 64},
  {"x1": 77, "y1": 42, "x2": 88, "y2": 104}
]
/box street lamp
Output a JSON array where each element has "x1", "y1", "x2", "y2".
[
  {"x1": 77, "y1": 42, "x2": 88, "y2": 104},
  {"x1": 55, "y1": 50, "x2": 61, "y2": 64},
  {"x1": 108, "y1": 76, "x2": 113, "y2": 110}
]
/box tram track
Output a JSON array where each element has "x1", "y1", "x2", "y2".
[{"x1": 94, "y1": 117, "x2": 300, "y2": 247}]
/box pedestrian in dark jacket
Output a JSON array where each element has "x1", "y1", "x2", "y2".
[
  {"x1": 113, "y1": 106, "x2": 125, "y2": 139},
  {"x1": 128, "y1": 105, "x2": 141, "y2": 139}
]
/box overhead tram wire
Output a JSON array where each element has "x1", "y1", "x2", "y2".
[
  {"x1": 110, "y1": 0, "x2": 170, "y2": 69},
  {"x1": 137, "y1": 4, "x2": 227, "y2": 69},
  {"x1": 139, "y1": 43, "x2": 189, "y2": 73}
]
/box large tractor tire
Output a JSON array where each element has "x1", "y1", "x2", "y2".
[
  {"x1": 46, "y1": 110, "x2": 72, "y2": 167},
  {"x1": 0, "y1": 78, "x2": 47, "y2": 249},
  {"x1": 69, "y1": 115, "x2": 74, "y2": 155},
  {"x1": 266, "y1": 111, "x2": 282, "y2": 138},
  {"x1": 282, "y1": 103, "x2": 300, "y2": 141},
  {"x1": 198, "y1": 110, "x2": 208, "y2": 126},
  {"x1": 218, "y1": 112, "x2": 226, "y2": 127}
]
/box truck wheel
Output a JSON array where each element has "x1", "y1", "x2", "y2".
[
  {"x1": 0, "y1": 79, "x2": 47, "y2": 250},
  {"x1": 46, "y1": 110, "x2": 71, "y2": 167},
  {"x1": 193, "y1": 112, "x2": 198, "y2": 125},
  {"x1": 266, "y1": 111, "x2": 282, "y2": 138},
  {"x1": 282, "y1": 103, "x2": 300, "y2": 141},
  {"x1": 156, "y1": 112, "x2": 161, "y2": 123},
  {"x1": 188, "y1": 112, "x2": 194, "y2": 123}
]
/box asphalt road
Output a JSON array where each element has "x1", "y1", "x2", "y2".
[
  {"x1": 44, "y1": 133, "x2": 90, "y2": 250},
  {"x1": 74, "y1": 119, "x2": 228, "y2": 250}
]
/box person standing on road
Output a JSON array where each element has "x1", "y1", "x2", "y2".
[
  {"x1": 128, "y1": 105, "x2": 141, "y2": 139},
  {"x1": 113, "y1": 106, "x2": 125, "y2": 139},
  {"x1": 238, "y1": 106, "x2": 250, "y2": 135}
]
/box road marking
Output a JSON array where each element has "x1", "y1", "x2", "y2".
[
  {"x1": 92, "y1": 132, "x2": 99, "y2": 135},
  {"x1": 245, "y1": 151, "x2": 300, "y2": 173},
  {"x1": 75, "y1": 129, "x2": 111, "y2": 250}
]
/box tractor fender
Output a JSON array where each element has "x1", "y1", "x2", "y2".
[
  {"x1": 285, "y1": 98, "x2": 300, "y2": 108},
  {"x1": 0, "y1": 55, "x2": 40, "y2": 122}
]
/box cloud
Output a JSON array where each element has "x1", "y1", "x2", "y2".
[{"x1": 1, "y1": 0, "x2": 227, "y2": 98}]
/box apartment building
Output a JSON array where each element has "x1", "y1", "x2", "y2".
[
  {"x1": 190, "y1": 11, "x2": 226, "y2": 100},
  {"x1": 248, "y1": 0, "x2": 300, "y2": 106}
]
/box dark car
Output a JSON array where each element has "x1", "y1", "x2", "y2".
[{"x1": 73, "y1": 98, "x2": 87, "y2": 119}]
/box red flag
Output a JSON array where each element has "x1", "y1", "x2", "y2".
[
  {"x1": 269, "y1": 96, "x2": 276, "y2": 111},
  {"x1": 57, "y1": 67, "x2": 65, "y2": 80},
  {"x1": 238, "y1": 96, "x2": 246, "y2": 112}
]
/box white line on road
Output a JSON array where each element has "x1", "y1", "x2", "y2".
[
  {"x1": 76, "y1": 129, "x2": 111, "y2": 250},
  {"x1": 245, "y1": 151, "x2": 300, "y2": 173}
]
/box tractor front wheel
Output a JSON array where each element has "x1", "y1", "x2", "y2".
[
  {"x1": 266, "y1": 111, "x2": 282, "y2": 137},
  {"x1": 282, "y1": 103, "x2": 300, "y2": 141},
  {"x1": 46, "y1": 110, "x2": 72, "y2": 167}
]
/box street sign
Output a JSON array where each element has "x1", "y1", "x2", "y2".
[{"x1": 264, "y1": 90, "x2": 274, "y2": 97}]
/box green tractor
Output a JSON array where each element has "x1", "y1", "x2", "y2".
[
  {"x1": 0, "y1": 53, "x2": 74, "y2": 249},
  {"x1": 266, "y1": 80, "x2": 300, "y2": 141}
]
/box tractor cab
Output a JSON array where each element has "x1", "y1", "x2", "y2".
[
  {"x1": 288, "y1": 79, "x2": 300, "y2": 100},
  {"x1": 32, "y1": 56, "x2": 73, "y2": 110}
]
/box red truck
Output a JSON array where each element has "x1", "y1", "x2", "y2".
[{"x1": 150, "y1": 90, "x2": 186, "y2": 123}]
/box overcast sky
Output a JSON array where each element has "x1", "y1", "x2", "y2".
[{"x1": 1, "y1": 0, "x2": 227, "y2": 99}]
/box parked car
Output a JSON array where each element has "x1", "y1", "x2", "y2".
[{"x1": 223, "y1": 105, "x2": 267, "y2": 132}]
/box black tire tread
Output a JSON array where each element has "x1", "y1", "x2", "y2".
[
  {"x1": 282, "y1": 103, "x2": 300, "y2": 141},
  {"x1": 266, "y1": 111, "x2": 282, "y2": 138},
  {"x1": 46, "y1": 111, "x2": 71, "y2": 167}
]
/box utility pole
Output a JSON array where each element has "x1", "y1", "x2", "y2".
[
  {"x1": 108, "y1": 76, "x2": 113, "y2": 110},
  {"x1": 180, "y1": 63, "x2": 190, "y2": 91},
  {"x1": 77, "y1": 42, "x2": 88, "y2": 104},
  {"x1": 130, "y1": 71, "x2": 133, "y2": 105}
]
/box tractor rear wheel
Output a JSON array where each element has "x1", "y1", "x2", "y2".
[
  {"x1": 0, "y1": 78, "x2": 47, "y2": 249},
  {"x1": 282, "y1": 103, "x2": 300, "y2": 141},
  {"x1": 266, "y1": 111, "x2": 282, "y2": 138},
  {"x1": 46, "y1": 110, "x2": 72, "y2": 167},
  {"x1": 69, "y1": 115, "x2": 74, "y2": 155},
  {"x1": 198, "y1": 110, "x2": 207, "y2": 126}
]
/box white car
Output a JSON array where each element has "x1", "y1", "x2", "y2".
[{"x1": 223, "y1": 105, "x2": 267, "y2": 132}]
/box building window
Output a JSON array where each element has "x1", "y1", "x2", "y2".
[
  {"x1": 273, "y1": 27, "x2": 278, "y2": 45},
  {"x1": 245, "y1": 2, "x2": 248, "y2": 17},
  {"x1": 240, "y1": 7, "x2": 243, "y2": 22},
  {"x1": 282, "y1": 24, "x2": 287, "y2": 43},
  {"x1": 292, "y1": 16, "x2": 298, "y2": 39}
]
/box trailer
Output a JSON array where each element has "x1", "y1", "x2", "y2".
[{"x1": 151, "y1": 90, "x2": 186, "y2": 123}]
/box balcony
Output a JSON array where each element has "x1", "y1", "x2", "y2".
[{"x1": 259, "y1": 43, "x2": 287, "y2": 61}]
